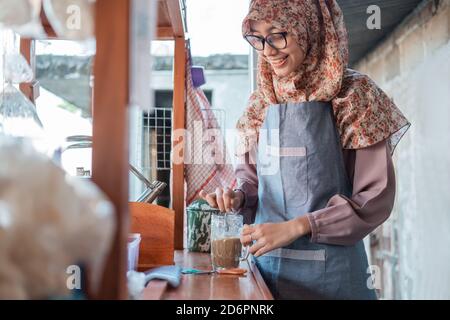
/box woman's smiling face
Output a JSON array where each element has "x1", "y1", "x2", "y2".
[{"x1": 249, "y1": 20, "x2": 305, "y2": 78}]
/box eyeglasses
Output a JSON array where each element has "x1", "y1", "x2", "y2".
[{"x1": 244, "y1": 32, "x2": 288, "y2": 51}]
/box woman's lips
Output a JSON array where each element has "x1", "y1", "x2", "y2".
[{"x1": 270, "y1": 56, "x2": 288, "y2": 68}]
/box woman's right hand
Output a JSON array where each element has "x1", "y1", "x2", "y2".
[{"x1": 199, "y1": 187, "x2": 244, "y2": 212}]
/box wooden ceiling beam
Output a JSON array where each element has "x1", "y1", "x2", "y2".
[
  {"x1": 157, "y1": 26, "x2": 175, "y2": 40},
  {"x1": 165, "y1": 0, "x2": 185, "y2": 38}
]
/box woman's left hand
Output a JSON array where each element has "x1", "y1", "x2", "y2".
[{"x1": 240, "y1": 216, "x2": 311, "y2": 257}]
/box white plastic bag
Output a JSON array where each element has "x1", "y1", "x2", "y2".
[
  {"x1": 0, "y1": 136, "x2": 115, "y2": 299},
  {"x1": 0, "y1": 0, "x2": 46, "y2": 38}
]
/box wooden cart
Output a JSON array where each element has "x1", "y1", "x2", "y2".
[{"x1": 18, "y1": 0, "x2": 271, "y2": 300}]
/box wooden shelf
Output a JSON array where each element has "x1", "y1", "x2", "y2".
[
  {"x1": 19, "y1": 0, "x2": 197, "y2": 299},
  {"x1": 91, "y1": 0, "x2": 187, "y2": 298}
]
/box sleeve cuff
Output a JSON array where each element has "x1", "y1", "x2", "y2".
[{"x1": 234, "y1": 181, "x2": 258, "y2": 208}]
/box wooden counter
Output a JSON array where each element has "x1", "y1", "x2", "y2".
[{"x1": 141, "y1": 250, "x2": 274, "y2": 300}]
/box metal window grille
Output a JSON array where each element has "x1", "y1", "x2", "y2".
[
  {"x1": 143, "y1": 107, "x2": 173, "y2": 172},
  {"x1": 141, "y1": 106, "x2": 225, "y2": 178}
]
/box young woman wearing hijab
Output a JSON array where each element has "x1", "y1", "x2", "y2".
[{"x1": 199, "y1": 0, "x2": 410, "y2": 299}]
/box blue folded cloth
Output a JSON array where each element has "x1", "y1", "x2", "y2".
[{"x1": 144, "y1": 265, "x2": 182, "y2": 288}]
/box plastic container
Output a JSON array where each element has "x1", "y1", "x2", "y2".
[
  {"x1": 191, "y1": 66, "x2": 206, "y2": 87},
  {"x1": 127, "y1": 233, "x2": 141, "y2": 271},
  {"x1": 186, "y1": 199, "x2": 218, "y2": 253}
]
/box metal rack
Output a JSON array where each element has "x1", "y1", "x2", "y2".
[{"x1": 143, "y1": 107, "x2": 173, "y2": 171}]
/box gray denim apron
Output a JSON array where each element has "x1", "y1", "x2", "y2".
[{"x1": 253, "y1": 101, "x2": 376, "y2": 300}]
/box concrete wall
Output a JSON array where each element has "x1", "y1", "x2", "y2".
[{"x1": 355, "y1": 0, "x2": 450, "y2": 299}]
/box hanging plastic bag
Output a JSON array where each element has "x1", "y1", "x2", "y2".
[
  {"x1": 0, "y1": 136, "x2": 115, "y2": 299},
  {"x1": 0, "y1": 30, "x2": 54, "y2": 155},
  {"x1": 42, "y1": 0, "x2": 94, "y2": 40},
  {"x1": 0, "y1": 0, "x2": 46, "y2": 38},
  {"x1": 0, "y1": 84, "x2": 43, "y2": 137}
]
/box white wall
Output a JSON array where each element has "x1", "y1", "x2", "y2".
[
  {"x1": 151, "y1": 68, "x2": 251, "y2": 163},
  {"x1": 356, "y1": 0, "x2": 450, "y2": 299}
]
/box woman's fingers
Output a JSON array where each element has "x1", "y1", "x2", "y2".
[
  {"x1": 240, "y1": 233, "x2": 253, "y2": 246},
  {"x1": 200, "y1": 187, "x2": 237, "y2": 212},
  {"x1": 199, "y1": 189, "x2": 218, "y2": 208},
  {"x1": 240, "y1": 225, "x2": 255, "y2": 245},
  {"x1": 241, "y1": 224, "x2": 255, "y2": 235},
  {"x1": 243, "y1": 225, "x2": 269, "y2": 256},
  {"x1": 223, "y1": 187, "x2": 234, "y2": 212},
  {"x1": 249, "y1": 236, "x2": 266, "y2": 255},
  {"x1": 254, "y1": 246, "x2": 269, "y2": 257},
  {"x1": 199, "y1": 189, "x2": 208, "y2": 202},
  {"x1": 215, "y1": 187, "x2": 225, "y2": 212}
]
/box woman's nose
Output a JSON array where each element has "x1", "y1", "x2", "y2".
[{"x1": 263, "y1": 43, "x2": 277, "y2": 57}]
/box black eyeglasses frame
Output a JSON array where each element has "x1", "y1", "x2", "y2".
[{"x1": 244, "y1": 32, "x2": 288, "y2": 51}]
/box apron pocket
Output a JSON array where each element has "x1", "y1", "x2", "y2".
[
  {"x1": 253, "y1": 256, "x2": 280, "y2": 298},
  {"x1": 265, "y1": 248, "x2": 326, "y2": 299},
  {"x1": 279, "y1": 146, "x2": 308, "y2": 207}
]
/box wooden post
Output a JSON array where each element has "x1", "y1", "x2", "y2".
[
  {"x1": 19, "y1": 39, "x2": 39, "y2": 104},
  {"x1": 172, "y1": 37, "x2": 186, "y2": 249},
  {"x1": 40, "y1": 4, "x2": 57, "y2": 38},
  {"x1": 92, "y1": 0, "x2": 130, "y2": 299}
]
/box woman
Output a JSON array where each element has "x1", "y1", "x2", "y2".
[{"x1": 200, "y1": 0, "x2": 410, "y2": 299}]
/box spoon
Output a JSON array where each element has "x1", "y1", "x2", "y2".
[{"x1": 181, "y1": 268, "x2": 247, "y2": 275}]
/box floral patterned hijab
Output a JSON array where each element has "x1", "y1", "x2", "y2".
[{"x1": 236, "y1": 0, "x2": 410, "y2": 156}]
